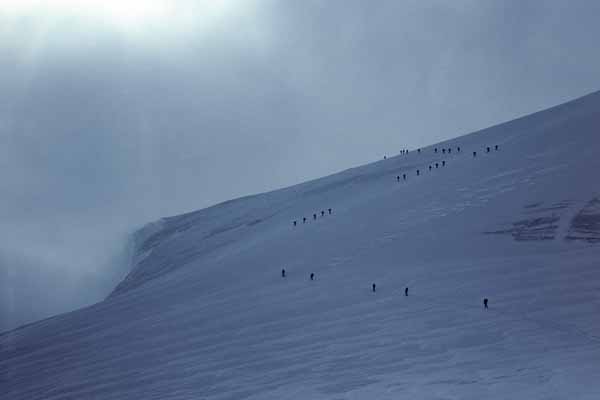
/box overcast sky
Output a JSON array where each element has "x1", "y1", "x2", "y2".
[{"x1": 1, "y1": 0, "x2": 599, "y2": 331}]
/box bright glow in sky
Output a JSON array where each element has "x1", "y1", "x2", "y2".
[{"x1": 0, "y1": 0, "x2": 238, "y2": 34}]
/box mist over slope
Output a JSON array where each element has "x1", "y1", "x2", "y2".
[{"x1": 2, "y1": 91, "x2": 600, "y2": 399}]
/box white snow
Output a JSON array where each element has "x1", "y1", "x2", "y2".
[{"x1": 2, "y1": 91, "x2": 600, "y2": 399}]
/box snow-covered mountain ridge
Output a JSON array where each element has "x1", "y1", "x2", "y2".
[{"x1": 2, "y1": 91, "x2": 600, "y2": 399}]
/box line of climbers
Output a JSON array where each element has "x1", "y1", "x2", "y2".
[
  {"x1": 384, "y1": 149, "x2": 410, "y2": 160},
  {"x1": 390, "y1": 143, "x2": 499, "y2": 162},
  {"x1": 433, "y1": 146, "x2": 461, "y2": 154},
  {"x1": 473, "y1": 144, "x2": 500, "y2": 157},
  {"x1": 395, "y1": 143, "x2": 501, "y2": 183},
  {"x1": 293, "y1": 208, "x2": 333, "y2": 226},
  {"x1": 389, "y1": 150, "x2": 412, "y2": 158},
  {"x1": 281, "y1": 268, "x2": 490, "y2": 309}
]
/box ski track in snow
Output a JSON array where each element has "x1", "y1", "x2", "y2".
[{"x1": 3, "y1": 92, "x2": 600, "y2": 399}]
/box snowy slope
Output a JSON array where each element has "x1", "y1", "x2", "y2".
[{"x1": 2, "y1": 91, "x2": 600, "y2": 399}]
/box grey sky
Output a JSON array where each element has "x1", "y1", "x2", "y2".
[{"x1": 1, "y1": 0, "x2": 599, "y2": 331}]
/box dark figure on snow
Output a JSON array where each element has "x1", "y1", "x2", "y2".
[
  {"x1": 313, "y1": 214, "x2": 317, "y2": 220},
  {"x1": 321, "y1": 210, "x2": 325, "y2": 217},
  {"x1": 486, "y1": 146, "x2": 490, "y2": 153},
  {"x1": 457, "y1": 146, "x2": 461, "y2": 152},
  {"x1": 303, "y1": 217, "x2": 307, "y2": 223},
  {"x1": 435, "y1": 163, "x2": 439, "y2": 168},
  {"x1": 495, "y1": 144, "x2": 499, "y2": 151},
  {"x1": 483, "y1": 298, "x2": 488, "y2": 309},
  {"x1": 403, "y1": 174, "x2": 406, "y2": 180},
  {"x1": 473, "y1": 151, "x2": 477, "y2": 157},
  {"x1": 384, "y1": 156, "x2": 387, "y2": 160},
  {"x1": 429, "y1": 165, "x2": 432, "y2": 171},
  {"x1": 310, "y1": 273, "x2": 314, "y2": 281},
  {"x1": 435, "y1": 148, "x2": 438, "y2": 153},
  {"x1": 442, "y1": 161, "x2": 446, "y2": 167},
  {"x1": 328, "y1": 208, "x2": 332, "y2": 214},
  {"x1": 417, "y1": 169, "x2": 420, "y2": 176},
  {"x1": 282, "y1": 269, "x2": 286, "y2": 278},
  {"x1": 372, "y1": 283, "x2": 377, "y2": 292},
  {"x1": 293, "y1": 221, "x2": 297, "y2": 226},
  {"x1": 397, "y1": 176, "x2": 400, "y2": 182},
  {"x1": 405, "y1": 287, "x2": 408, "y2": 296},
  {"x1": 442, "y1": 149, "x2": 446, "y2": 154},
  {"x1": 448, "y1": 148, "x2": 451, "y2": 154},
  {"x1": 418, "y1": 149, "x2": 421, "y2": 153}
]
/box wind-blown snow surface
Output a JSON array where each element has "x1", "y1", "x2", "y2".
[{"x1": 3, "y1": 92, "x2": 600, "y2": 399}]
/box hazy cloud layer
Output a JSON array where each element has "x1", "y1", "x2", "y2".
[{"x1": 1, "y1": 0, "x2": 599, "y2": 331}]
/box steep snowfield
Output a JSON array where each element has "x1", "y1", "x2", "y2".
[{"x1": 2, "y1": 91, "x2": 600, "y2": 399}]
